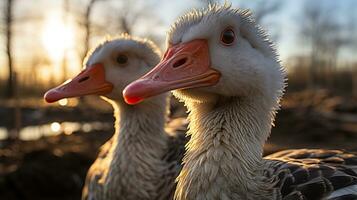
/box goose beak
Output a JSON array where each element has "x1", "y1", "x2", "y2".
[
  {"x1": 123, "y1": 39, "x2": 220, "y2": 105},
  {"x1": 44, "y1": 63, "x2": 113, "y2": 103}
]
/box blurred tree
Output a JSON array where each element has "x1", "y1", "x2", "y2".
[
  {"x1": 346, "y1": 3, "x2": 357, "y2": 97},
  {"x1": 251, "y1": 0, "x2": 282, "y2": 24},
  {"x1": 245, "y1": 0, "x2": 283, "y2": 42},
  {"x1": 75, "y1": 0, "x2": 105, "y2": 63},
  {"x1": 79, "y1": 0, "x2": 165, "y2": 48},
  {"x1": 62, "y1": 0, "x2": 69, "y2": 82},
  {"x1": 4, "y1": 1, "x2": 45, "y2": 91},
  {"x1": 3, "y1": 0, "x2": 14, "y2": 98},
  {"x1": 105, "y1": 0, "x2": 163, "y2": 35},
  {"x1": 55, "y1": 0, "x2": 157, "y2": 78},
  {"x1": 81, "y1": 0, "x2": 106, "y2": 62},
  {"x1": 300, "y1": 1, "x2": 348, "y2": 89}
]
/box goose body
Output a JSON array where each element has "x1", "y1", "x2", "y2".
[
  {"x1": 123, "y1": 5, "x2": 357, "y2": 200},
  {"x1": 44, "y1": 35, "x2": 186, "y2": 200}
]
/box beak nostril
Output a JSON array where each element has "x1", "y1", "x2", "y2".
[
  {"x1": 153, "y1": 75, "x2": 160, "y2": 80},
  {"x1": 172, "y1": 58, "x2": 188, "y2": 68},
  {"x1": 78, "y1": 76, "x2": 89, "y2": 83}
]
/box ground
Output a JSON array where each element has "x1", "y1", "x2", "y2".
[{"x1": 0, "y1": 90, "x2": 356, "y2": 200}]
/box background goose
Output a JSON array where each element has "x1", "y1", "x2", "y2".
[
  {"x1": 123, "y1": 5, "x2": 357, "y2": 200},
  {"x1": 44, "y1": 35, "x2": 186, "y2": 200}
]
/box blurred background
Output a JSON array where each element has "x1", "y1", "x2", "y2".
[{"x1": 0, "y1": 0, "x2": 356, "y2": 199}]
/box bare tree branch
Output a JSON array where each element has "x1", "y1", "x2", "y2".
[
  {"x1": 99, "y1": 0, "x2": 164, "y2": 38},
  {"x1": 81, "y1": 0, "x2": 99, "y2": 61},
  {"x1": 299, "y1": 0, "x2": 350, "y2": 89},
  {"x1": 253, "y1": 0, "x2": 282, "y2": 23},
  {"x1": 3, "y1": 0, "x2": 14, "y2": 98},
  {"x1": 70, "y1": 0, "x2": 107, "y2": 63}
]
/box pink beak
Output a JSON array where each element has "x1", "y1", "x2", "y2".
[
  {"x1": 44, "y1": 63, "x2": 113, "y2": 103},
  {"x1": 123, "y1": 39, "x2": 220, "y2": 105}
]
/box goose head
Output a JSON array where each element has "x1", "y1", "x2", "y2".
[
  {"x1": 44, "y1": 35, "x2": 161, "y2": 104},
  {"x1": 124, "y1": 5, "x2": 285, "y2": 106}
]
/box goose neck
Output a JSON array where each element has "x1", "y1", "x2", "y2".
[{"x1": 175, "y1": 96, "x2": 276, "y2": 199}]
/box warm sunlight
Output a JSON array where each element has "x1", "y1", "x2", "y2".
[
  {"x1": 41, "y1": 12, "x2": 75, "y2": 61},
  {"x1": 50, "y1": 122, "x2": 61, "y2": 132},
  {"x1": 58, "y1": 98, "x2": 68, "y2": 106}
]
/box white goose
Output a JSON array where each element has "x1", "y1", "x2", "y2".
[
  {"x1": 123, "y1": 5, "x2": 357, "y2": 200},
  {"x1": 44, "y1": 35, "x2": 186, "y2": 200}
]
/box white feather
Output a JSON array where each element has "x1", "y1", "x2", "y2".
[{"x1": 81, "y1": 36, "x2": 181, "y2": 200}]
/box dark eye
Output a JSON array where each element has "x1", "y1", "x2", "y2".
[
  {"x1": 220, "y1": 28, "x2": 235, "y2": 46},
  {"x1": 116, "y1": 55, "x2": 128, "y2": 64}
]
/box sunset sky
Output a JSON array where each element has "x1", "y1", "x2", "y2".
[{"x1": 0, "y1": 0, "x2": 356, "y2": 83}]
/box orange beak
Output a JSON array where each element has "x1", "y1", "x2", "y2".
[
  {"x1": 123, "y1": 39, "x2": 220, "y2": 105},
  {"x1": 44, "y1": 63, "x2": 113, "y2": 103}
]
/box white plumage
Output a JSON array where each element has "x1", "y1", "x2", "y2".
[
  {"x1": 45, "y1": 35, "x2": 186, "y2": 200},
  {"x1": 83, "y1": 36, "x2": 186, "y2": 200}
]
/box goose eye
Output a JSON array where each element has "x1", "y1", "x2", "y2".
[
  {"x1": 220, "y1": 28, "x2": 235, "y2": 46},
  {"x1": 116, "y1": 55, "x2": 128, "y2": 65}
]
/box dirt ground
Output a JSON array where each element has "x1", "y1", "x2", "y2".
[{"x1": 0, "y1": 90, "x2": 357, "y2": 200}]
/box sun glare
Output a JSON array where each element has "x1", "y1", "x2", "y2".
[
  {"x1": 50, "y1": 122, "x2": 61, "y2": 132},
  {"x1": 58, "y1": 98, "x2": 68, "y2": 106},
  {"x1": 42, "y1": 12, "x2": 74, "y2": 61}
]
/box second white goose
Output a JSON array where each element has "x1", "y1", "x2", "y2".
[{"x1": 44, "y1": 35, "x2": 186, "y2": 200}]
